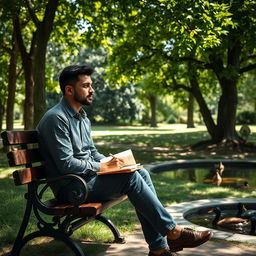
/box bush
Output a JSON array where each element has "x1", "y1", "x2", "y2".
[{"x1": 236, "y1": 110, "x2": 256, "y2": 124}]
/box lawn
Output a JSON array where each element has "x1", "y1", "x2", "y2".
[
  {"x1": 92, "y1": 124, "x2": 256, "y2": 162},
  {"x1": 0, "y1": 124, "x2": 255, "y2": 255}
]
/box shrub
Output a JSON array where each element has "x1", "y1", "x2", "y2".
[{"x1": 236, "y1": 110, "x2": 256, "y2": 124}]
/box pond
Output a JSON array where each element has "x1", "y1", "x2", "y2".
[
  {"x1": 158, "y1": 165, "x2": 256, "y2": 189},
  {"x1": 151, "y1": 161, "x2": 256, "y2": 237},
  {"x1": 185, "y1": 203, "x2": 256, "y2": 236}
]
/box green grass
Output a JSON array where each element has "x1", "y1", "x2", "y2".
[
  {"x1": 92, "y1": 124, "x2": 256, "y2": 163},
  {"x1": 1, "y1": 124, "x2": 256, "y2": 255}
]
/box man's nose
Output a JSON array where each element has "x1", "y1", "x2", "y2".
[{"x1": 89, "y1": 86, "x2": 94, "y2": 93}]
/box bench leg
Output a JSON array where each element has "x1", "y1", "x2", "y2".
[
  {"x1": 10, "y1": 229, "x2": 86, "y2": 256},
  {"x1": 10, "y1": 196, "x2": 33, "y2": 256},
  {"x1": 96, "y1": 215, "x2": 126, "y2": 244}
]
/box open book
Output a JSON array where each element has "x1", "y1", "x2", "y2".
[{"x1": 97, "y1": 149, "x2": 142, "y2": 175}]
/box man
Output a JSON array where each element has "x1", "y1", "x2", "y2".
[{"x1": 37, "y1": 65, "x2": 212, "y2": 256}]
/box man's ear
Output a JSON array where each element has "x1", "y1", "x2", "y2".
[{"x1": 65, "y1": 85, "x2": 73, "y2": 95}]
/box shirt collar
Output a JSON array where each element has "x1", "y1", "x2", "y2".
[{"x1": 61, "y1": 98, "x2": 87, "y2": 120}]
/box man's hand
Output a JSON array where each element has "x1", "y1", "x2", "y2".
[{"x1": 100, "y1": 155, "x2": 125, "y2": 172}]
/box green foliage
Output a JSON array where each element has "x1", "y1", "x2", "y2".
[
  {"x1": 46, "y1": 92, "x2": 62, "y2": 110},
  {"x1": 79, "y1": 0, "x2": 256, "y2": 141},
  {"x1": 0, "y1": 51, "x2": 8, "y2": 98},
  {"x1": 238, "y1": 72, "x2": 256, "y2": 112},
  {"x1": 236, "y1": 111, "x2": 256, "y2": 125},
  {"x1": 87, "y1": 84, "x2": 143, "y2": 125},
  {"x1": 157, "y1": 101, "x2": 179, "y2": 124},
  {"x1": 1, "y1": 0, "x2": 256, "y2": 138},
  {"x1": 82, "y1": 0, "x2": 234, "y2": 78},
  {"x1": 46, "y1": 46, "x2": 144, "y2": 124}
]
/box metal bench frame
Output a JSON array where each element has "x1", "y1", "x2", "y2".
[{"x1": 1, "y1": 130, "x2": 127, "y2": 256}]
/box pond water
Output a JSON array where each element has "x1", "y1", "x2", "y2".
[
  {"x1": 185, "y1": 204, "x2": 256, "y2": 235},
  {"x1": 158, "y1": 165, "x2": 256, "y2": 189}
]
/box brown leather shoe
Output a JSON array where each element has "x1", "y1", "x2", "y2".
[
  {"x1": 167, "y1": 228, "x2": 213, "y2": 252},
  {"x1": 148, "y1": 250, "x2": 178, "y2": 256}
]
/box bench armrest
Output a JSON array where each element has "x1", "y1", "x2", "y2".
[{"x1": 37, "y1": 174, "x2": 89, "y2": 206}]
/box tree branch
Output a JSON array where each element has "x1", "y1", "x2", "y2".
[
  {"x1": 0, "y1": 44, "x2": 12, "y2": 55},
  {"x1": 240, "y1": 54, "x2": 256, "y2": 64},
  {"x1": 177, "y1": 57, "x2": 213, "y2": 69},
  {"x1": 25, "y1": 0, "x2": 40, "y2": 27},
  {"x1": 16, "y1": 67, "x2": 23, "y2": 79},
  {"x1": 162, "y1": 51, "x2": 213, "y2": 69},
  {"x1": 163, "y1": 76, "x2": 191, "y2": 92},
  {"x1": 239, "y1": 63, "x2": 256, "y2": 74},
  {"x1": 13, "y1": 17, "x2": 29, "y2": 59}
]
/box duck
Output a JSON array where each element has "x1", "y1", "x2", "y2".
[
  {"x1": 236, "y1": 203, "x2": 256, "y2": 219},
  {"x1": 208, "y1": 207, "x2": 249, "y2": 229},
  {"x1": 236, "y1": 181, "x2": 250, "y2": 190},
  {"x1": 212, "y1": 170, "x2": 222, "y2": 186},
  {"x1": 215, "y1": 162, "x2": 225, "y2": 176}
]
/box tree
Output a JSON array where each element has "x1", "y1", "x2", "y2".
[
  {"x1": 13, "y1": 0, "x2": 59, "y2": 128},
  {"x1": 45, "y1": 45, "x2": 143, "y2": 124},
  {"x1": 1, "y1": 0, "x2": 100, "y2": 129},
  {"x1": 82, "y1": 0, "x2": 256, "y2": 147},
  {"x1": 0, "y1": 4, "x2": 21, "y2": 131},
  {"x1": 137, "y1": 74, "x2": 165, "y2": 127},
  {"x1": 0, "y1": 0, "x2": 60, "y2": 129},
  {"x1": 0, "y1": 52, "x2": 8, "y2": 132},
  {"x1": 69, "y1": 47, "x2": 143, "y2": 125},
  {"x1": 187, "y1": 92, "x2": 195, "y2": 128},
  {"x1": 238, "y1": 71, "x2": 256, "y2": 112}
]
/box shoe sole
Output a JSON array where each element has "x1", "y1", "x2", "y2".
[{"x1": 170, "y1": 231, "x2": 213, "y2": 252}]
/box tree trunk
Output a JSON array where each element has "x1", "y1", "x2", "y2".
[
  {"x1": 188, "y1": 62, "x2": 217, "y2": 140},
  {"x1": 23, "y1": 61, "x2": 35, "y2": 130},
  {"x1": 13, "y1": 17, "x2": 34, "y2": 130},
  {"x1": 33, "y1": 0, "x2": 59, "y2": 127},
  {"x1": 33, "y1": 44, "x2": 47, "y2": 127},
  {"x1": 187, "y1": 92, "x2": 195, "y2": 128},
  {"x1": 190, "y1": 76, "x2": 217, "y2": 140},
  {"x1": 216, "y1": 78, "x2": 238, "y2": 140},
  {"x1": 0, "y1": 99, "x2": 5, "y2": 133},
  {"x1": 6, "y1": 32, "x2": 19, "y2": 130},
  {"x1": 210, "y1": 40, "x2": 241, "y2": 142},
  {"x1": 14, "y1": 0, "x2": 59, "y2": 129},
  {"x1": 148, "y1": 94, "x2": 157, "y2": 127}
]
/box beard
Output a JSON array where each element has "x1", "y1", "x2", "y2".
[{"x1": 74, "y1": 91, "x2": 93, "y2": 106}]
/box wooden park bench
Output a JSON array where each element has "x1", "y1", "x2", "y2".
[{"x1": 1, "y1": 130, "x2": 127, "y2": 256}]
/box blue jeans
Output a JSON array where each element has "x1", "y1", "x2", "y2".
[{"x1": 85, "y1": 169, "x2": 177, "y2": 251}]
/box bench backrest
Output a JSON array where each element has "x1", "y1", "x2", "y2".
[{"x1": 1, "y1": 130, "x2": 46, "y2": 186}]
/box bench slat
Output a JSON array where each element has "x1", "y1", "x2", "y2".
[
  {"x1": 44, "y1": 195, "x2": 128, "y2": 216},
  {"x1": 79, "y1": 195, "x2": 128, "y2": 215},
  {"x1": 1, "y1": 130, "x2": 38, "y2": 146},
  {"x1": 7, "y1": 148, "x2": 42, "y2": 167},
  {"x1": 13, "y1": 166, "x2": 46, "y2": 185}
]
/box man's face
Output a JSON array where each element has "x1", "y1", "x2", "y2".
[{"x1": 73, "y1": 74, "x2": 94, "y2": 106}]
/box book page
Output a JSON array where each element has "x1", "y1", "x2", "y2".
[
  {"x1": 100, "y1": 149, "x2": 136, "y2": 166},
  {"x1": 98, "y1": 149, "x2": 141, "y2": 175}
]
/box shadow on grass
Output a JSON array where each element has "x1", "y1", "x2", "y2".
[
  {"x1": 0, "y1": 173, "x2": 135, "y2": 255},
  {"x1": 93, "y1": 131, "x2": 210, "y2": 148},
  {"x1": 151, "y1": 172, "x2": 253, "y2": 206},
  {"x1": 1, "y1": 238, "x2": 109, "y2": 256}
]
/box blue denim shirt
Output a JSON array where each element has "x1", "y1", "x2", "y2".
[{"x1": 37, "y1": 98, "x2": 105, "y2": 195}]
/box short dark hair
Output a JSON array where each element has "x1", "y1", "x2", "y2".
[{"x1": 59, "y1": 65, "x2": 94, "y2": 94}]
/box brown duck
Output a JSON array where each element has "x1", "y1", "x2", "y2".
[{"x1": 212, "y1": 171, "x2": 222, "y2": 186}]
